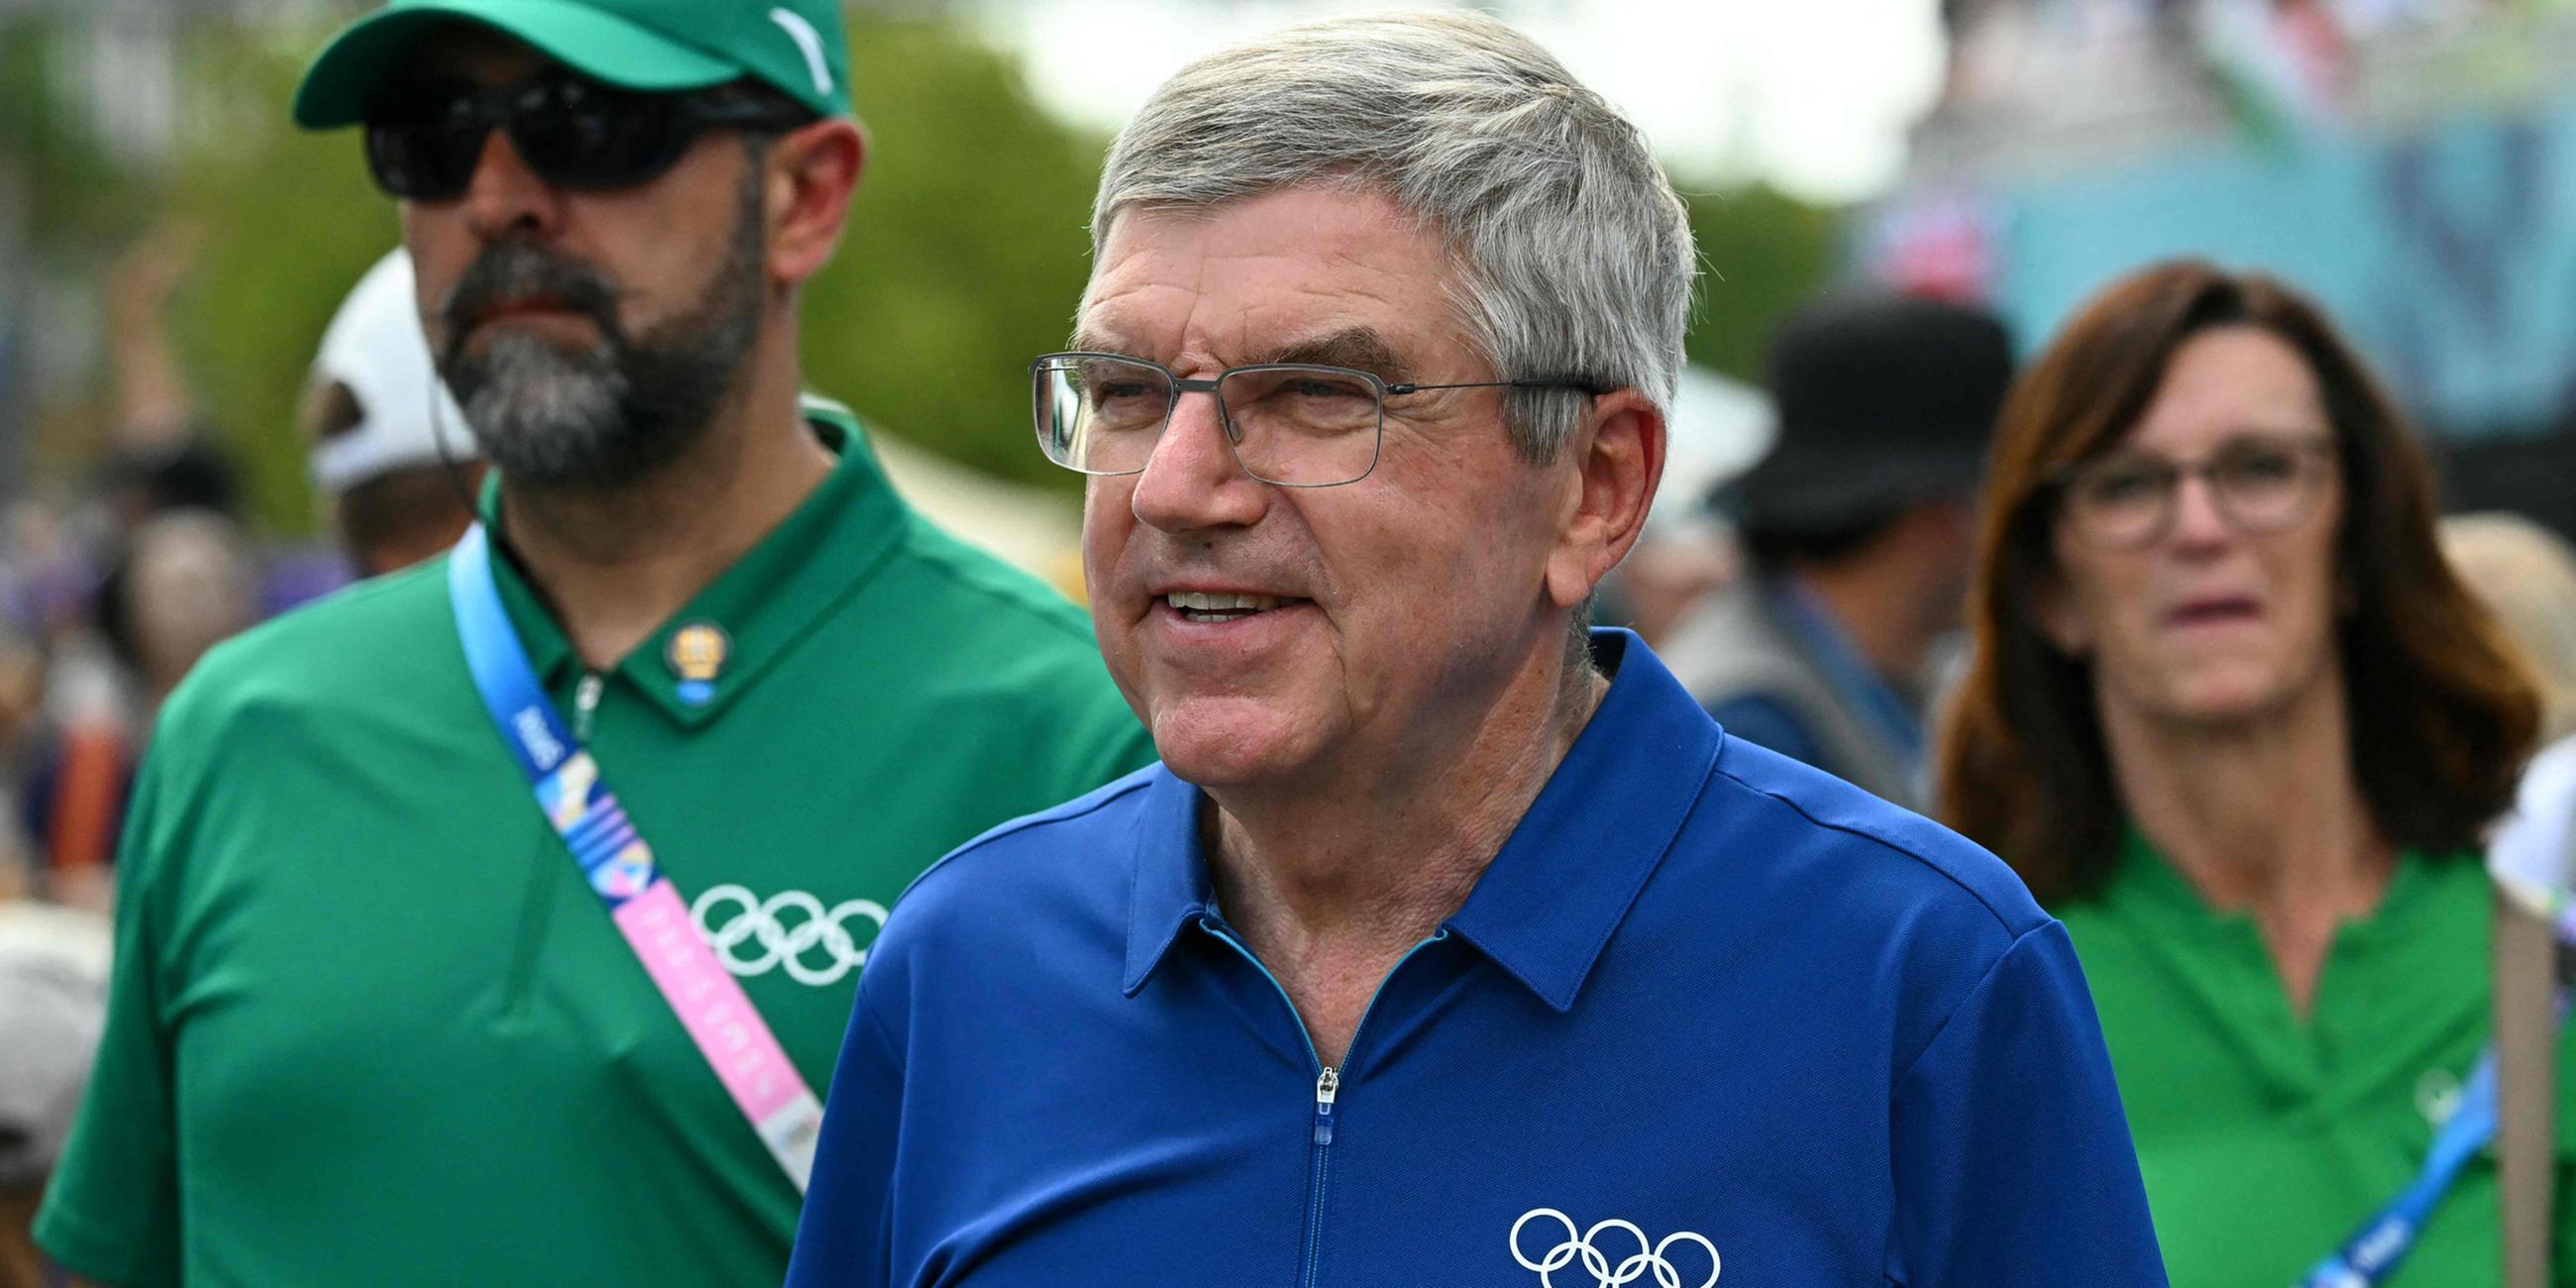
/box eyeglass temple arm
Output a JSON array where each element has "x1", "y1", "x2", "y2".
[{"x1": 1385, "y1": 377, "x2": 1612, "y2": 396}]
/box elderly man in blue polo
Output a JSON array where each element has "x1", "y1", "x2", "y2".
[{"x1": 791, "y1": 12, "x2": 2168, "y2": 1286}]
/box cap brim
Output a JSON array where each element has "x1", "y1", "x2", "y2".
[{"x1": 294, "y1": 0, "x2": 738, "y2": 129}]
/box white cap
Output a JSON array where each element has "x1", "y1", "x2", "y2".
[{"x1": 307, "y1": 249, "x2": 477, "y2": 494}]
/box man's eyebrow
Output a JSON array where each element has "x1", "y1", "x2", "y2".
[
  {"x1": 1060, "y1": 325, "x2": 1413, "y2": 379},
  {"x1": 1260, "y1": 329, "x2": 1409, "y2": 381},
  {"x1": 1066, "y1": 325, "x2": 1127, "y2": 356}
]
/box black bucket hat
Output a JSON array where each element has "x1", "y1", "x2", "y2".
[{"x1": 1722, "y1": 291, "x2": 2013, "y2": 532}]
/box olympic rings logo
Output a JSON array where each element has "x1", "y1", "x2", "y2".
[
  {"x1": 690, "y1": 884, "x2": 886, "y2": 987},
  {"x1": 1510, "y1": 1209, "x2": 1720, "y2": 1288}
]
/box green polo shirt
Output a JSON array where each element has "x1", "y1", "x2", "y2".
[
  {"x1": 36, "y1": 405, "x2": 1154, "y2": 1287},
  {"x1": 2058, "y1": 829, "x2": 2576, "y2": 1287}
]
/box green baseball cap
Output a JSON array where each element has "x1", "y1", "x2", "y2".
[{"x1": 292, "y1": 0, "x2": 852, "y2": 129}]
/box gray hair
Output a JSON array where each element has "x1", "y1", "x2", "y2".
[{"x1": 1090, "y1": 9, "x2": 1696, "y2": 463}]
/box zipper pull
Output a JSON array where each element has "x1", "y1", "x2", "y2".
[
  {"x1": 572, "y1": 672, "x2": 605, "y2": 743},
  {"x1": 1313, "y1": 1066, "x2": 1340, "y2": 1146}
]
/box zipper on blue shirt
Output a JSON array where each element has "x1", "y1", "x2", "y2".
[
  {"x1": 1312, "y1": 1066, "x2": 1340, "y2": 1145},
  {"x1": 1198, "y1": 918, "x2": 1448, "y2": 1288}
]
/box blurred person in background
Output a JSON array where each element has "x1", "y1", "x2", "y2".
[
  {"x1": 1936, "y1": 260, "x2": 2543, "y2": 1287},
  {"x1": 33, "y1": 1, "x2": 1151, "y2": 1285},
  {"x1": 94, "y1": 224, "x2": 246, "y2": 541},
  {"x1": 304, "y1": 248, "x2": 484, "y2": 578},
  {"x1": 2446, "y1": 511, "x2": 2576, "y2": 1282},
  {"x1": 9, "y1": 227, "x2": 252, "y2": 912},
  {"x1": 1604, "y1": 512, "x2": 1738, "y2": 648},
  {"x1": 790, "y1": 13, "x2": 2163, "y2": 1285},
  {"x1": 15, "y1": 509, "x2": 256, "y2": 918},
  {"x1": 112, "y1": 511, "x2": 258, "y2": 712},
  {"x1": 1662, "y1": 292, "x2": 2012, "y2": 809},
  {"x1": 2443, "y1": 513, "x2": 2576, "y2": 743},
  {"x1": 3, "y1": 588, "x2": 123, "y2": 913},
  {"x1": 0, "y1": 626, "x2": 43, "y2": 903},
  {"x1": 97, "y1": 227, "x2": 238, "y2": 500}
]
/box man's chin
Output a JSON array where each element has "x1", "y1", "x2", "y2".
[
  {"x1": 459, "y1": 387, "x2": 637, "y2": 487},
  {"x1": 1148, "y1": 697, "x2": 1329, "y2": 790}
]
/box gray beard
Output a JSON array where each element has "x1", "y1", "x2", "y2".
[
  {"x1": 441, "y1": 169, "x2": 766, "y2": 489},
  {"x1": 453, "y1": 330, "x2": 641, "y2": 486}
]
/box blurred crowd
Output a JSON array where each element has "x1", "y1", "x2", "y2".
[
  {"x1": 10, "y1": 230, "x2": 2576, "y2": 1288},
  {"x1": 0, "y1": 232, "x2": 481, "y2": 914},
  {"x1": 8, "y1": 242, "x2": 2573, "y2": 1285},
  {"x1": 8, "y1": 229, "x2": 2576, "y2": 1288}
]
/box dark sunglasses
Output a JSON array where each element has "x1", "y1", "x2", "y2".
[{"x1": 363, "y1": 74, "x2": 815, "y2": 201}]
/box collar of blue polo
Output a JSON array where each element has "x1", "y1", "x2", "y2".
[
  {"x1": 1122, "y1": 627, "x2": 1725, "y2": 1011},
  {"x1": 480, "y1": 400, "x2": 910, "y2": 729}
]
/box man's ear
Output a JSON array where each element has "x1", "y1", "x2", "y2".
[
  {"x1": 1544, "y1": 389, "x2": 1664, "y2": 611},
  {"x1": 765, "y1": 118, "x2": 867, "y2": 289}
]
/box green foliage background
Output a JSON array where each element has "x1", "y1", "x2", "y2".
[
  {"x1": 1680, "y1": 182, "x2": 1843, "y2": 387},
  {"x1": 801, "y1": 20, "x2": 1109, "y2": 487},
  {"x1": 4, "y1": 10, "x2": 1840, "y2": 535}
]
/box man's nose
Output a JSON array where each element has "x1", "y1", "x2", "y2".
[
  {"x1": 1127, "y1": 387, "x2": 1269, "y2": 535},
  {"x1": 453, "y1": 127, "x2": 565, "y2": 242}
]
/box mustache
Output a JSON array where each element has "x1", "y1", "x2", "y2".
[{"x1": 437, "y1": 242, "x2": 622, "y2": 365}]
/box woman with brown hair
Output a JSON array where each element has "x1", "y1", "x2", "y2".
[{"x1": 1936, "y1": 260, "x2": 2545, "y2": 1285}]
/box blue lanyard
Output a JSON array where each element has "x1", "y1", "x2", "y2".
[
  {"x1": 448, "y1": 524, "x2": 822, "y2": 1187},
  {"x1": 2295, "y1": 1046, "x2": 2500, "y2": 1286},
  {"x1": 449, "y1": 524, "x2": 656, "y2": 897}
]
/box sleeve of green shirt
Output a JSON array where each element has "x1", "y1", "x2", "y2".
[
  {"x1": 1036, "y1": 682, "x2": 1155, "y2": 803},
  {"x1": 890, "y1": 517, "x2": 1157, "y2": 811},
  {"x1": 2555, "y1": 1021, "x2": 2576, "y2": 1288},
  {"x1": 35, "y1": 746, "x2": 185, "y2": 1288},
  {"x1": 2561, "y1": 1184, "x2": 2575, "y2": 1288},
  {"x1": 987, "y1": 588, "x2": 1154, "y2": 791}
]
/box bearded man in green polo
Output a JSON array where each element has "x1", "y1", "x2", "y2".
[{"x1": 35, "y1": 3, "x2": 1151, "y2": 1283}]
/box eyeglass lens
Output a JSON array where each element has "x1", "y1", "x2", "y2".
[
  {"x1": 2064, "y1": 436, "x2": 2329, "y2": 547},
  {"x1": 1034, "y1": 356, "x2": 1384, "y2": 486}
]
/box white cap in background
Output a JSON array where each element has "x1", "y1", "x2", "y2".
[
  {"x1": 0, "y1": 901, "x2": 110, "y2": 1188},
  {"x1": 1652, "y1": 366, "x2": 1775, "y2": 532},
  {"x1": 307, "y1": 249, "x2": 477, "y2": 493}
]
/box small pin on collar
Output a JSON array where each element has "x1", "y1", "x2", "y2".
[{"x1": 666, "y1": 621, "x2": 731, "y2": 707}]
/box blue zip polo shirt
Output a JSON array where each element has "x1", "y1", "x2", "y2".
[{"x1": 790, "y1": 630, "x2": 2167, "y2": 1286}]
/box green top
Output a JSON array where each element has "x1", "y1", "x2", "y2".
[
  {"x1": 2058, "y1": 829, "x2": 2576, "y2": 1287},
  {"x1": 36, "y1": 406, "x2": 1154, "y2": 1287}
]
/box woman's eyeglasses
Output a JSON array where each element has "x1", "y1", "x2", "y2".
[{"x1": 2054, "y1": 434, "x2": 2336, "y2": 550}]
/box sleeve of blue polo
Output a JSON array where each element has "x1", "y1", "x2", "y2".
[
  {"x1": 787, "y1": 970, "x2": 905, "y2": 1287},
  {"x1": 1887, "y1": 918, "x2": 2169, "y2": 1286}
]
